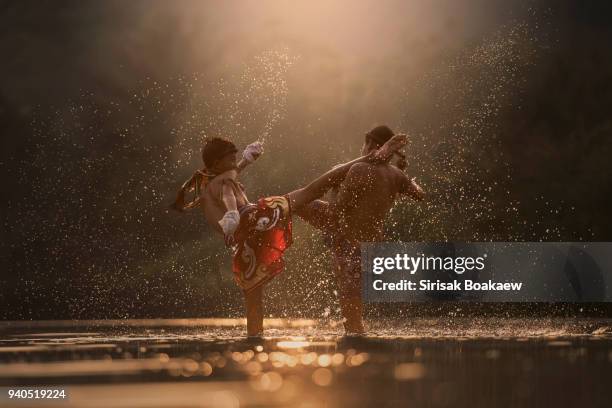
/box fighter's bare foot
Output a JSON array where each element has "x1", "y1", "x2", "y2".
[{"x1": 372, "y1": 133, "x2": 407, "y2": 162}]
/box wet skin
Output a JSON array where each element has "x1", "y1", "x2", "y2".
[
  {"x1": 199, "y1": 136, "x2": 408, "y2": 337},
  {"x1": 298, "y1": 138, "x2": 425, "y2": 334}
]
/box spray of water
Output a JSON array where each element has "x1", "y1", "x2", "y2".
[{"x1": 5, "y1": 14, "x2": 579, "y2": 321}]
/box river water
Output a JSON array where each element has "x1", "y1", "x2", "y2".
[{"x1": 1, "y1": 318, "x2": 611, "y2": 407}]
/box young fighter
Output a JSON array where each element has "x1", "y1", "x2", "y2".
[
  {"x1": 296, "y1": 125, "x2": 425, "y2": 334},
  {"x1": 174, "y1": 134, "x2": 406, "y2": 336}
]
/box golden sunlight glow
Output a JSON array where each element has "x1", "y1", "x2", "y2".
[{"x1": 276, "y1": 341, "x2": 310, "y2": 349}]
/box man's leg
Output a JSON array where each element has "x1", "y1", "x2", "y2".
[
  {"x1": 333, "y1": 242, "x2": 365, "y2": 334},
  {"x1": 294, "y1": 200, "x2": 332, "y2": 230},
  {"x1": 287, "y1": 134, "x2": 406, "y2": 210},
  {"x1": 339, "y1": 291, "x2": 364, "y2": 334},
  {"x1": 245, "y1": 285, "x2": 263, "y2": 336}
]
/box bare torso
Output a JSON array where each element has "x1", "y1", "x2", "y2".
[
  {"x1": 333, "y1": 163, "x2": 405, "y2": 242},
  {"x1": 200, "y1": 170, "x2": 250, "y2": 234}
]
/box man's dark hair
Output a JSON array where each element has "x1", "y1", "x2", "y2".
[
  {"x1": 202, "y1": 137, "x2": 238, "y2": 169},
  {"x1": 365, "y1": 125, "x2": 394, "y2": 147}
]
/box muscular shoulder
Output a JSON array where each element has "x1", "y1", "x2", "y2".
[
  {"x1": 341, "y1": 162, "x2": 377, "y2": 187},
  {"x1": 350, "y1": 162, "x2": 407, "y2": 187},
  {"x1": 390, "y1": 166, "x2": 417, "y2": 195},
  {"x1": 347, "y1": 162, "x2": 377, "y2": 177},
  {"x1": 378, "y1": 164, "x2": 407, "y2": 192}
]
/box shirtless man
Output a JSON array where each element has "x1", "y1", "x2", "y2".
[
  {"x1": 174, "y1": 134, "x2": 406, "y2": 336},
  {"x1": 297, "y1": 125, "x2": 425, "y2": 334}
]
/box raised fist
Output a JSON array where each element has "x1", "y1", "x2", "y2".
[{"x1": 242, "y1": 141, "x2": 264, "y2": 163}]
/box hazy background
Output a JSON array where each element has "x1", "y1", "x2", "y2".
[{"x1": 1, "y1": 0, "x2": 611, "y2": 319}]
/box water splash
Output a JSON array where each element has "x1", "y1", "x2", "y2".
[
  {"x1": 10, "y1": 49, "x2": 299, "y2": 320},
  {"x1": 391, "y1": 21, "x2": 558, "y2": 242}
]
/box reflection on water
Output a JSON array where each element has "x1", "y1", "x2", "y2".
[{"x1": 0, "y1": 318, "x2": 611, "y2": 407}]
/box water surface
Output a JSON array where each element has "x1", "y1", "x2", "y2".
[{"x1": 1, "y1": 318, "x2": 611, "y2": 407}]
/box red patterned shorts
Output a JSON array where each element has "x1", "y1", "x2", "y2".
[{"x1": 232, "y1": 196, "x2": 293, "y2": 294}]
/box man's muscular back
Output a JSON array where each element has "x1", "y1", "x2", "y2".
[{"x1": 333, "y1": 162, "x2": 422, "y2": 242}]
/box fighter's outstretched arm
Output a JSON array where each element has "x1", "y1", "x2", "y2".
[
  {"x1": 398, "y1": 174, "x2": 425, "y2": 201},
  {"x1": 236, "y1": 141, "x2": 264, "y2": 173},
  {"x1": 236, "y1": 159, "x2": 250, "y2": 173}
]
